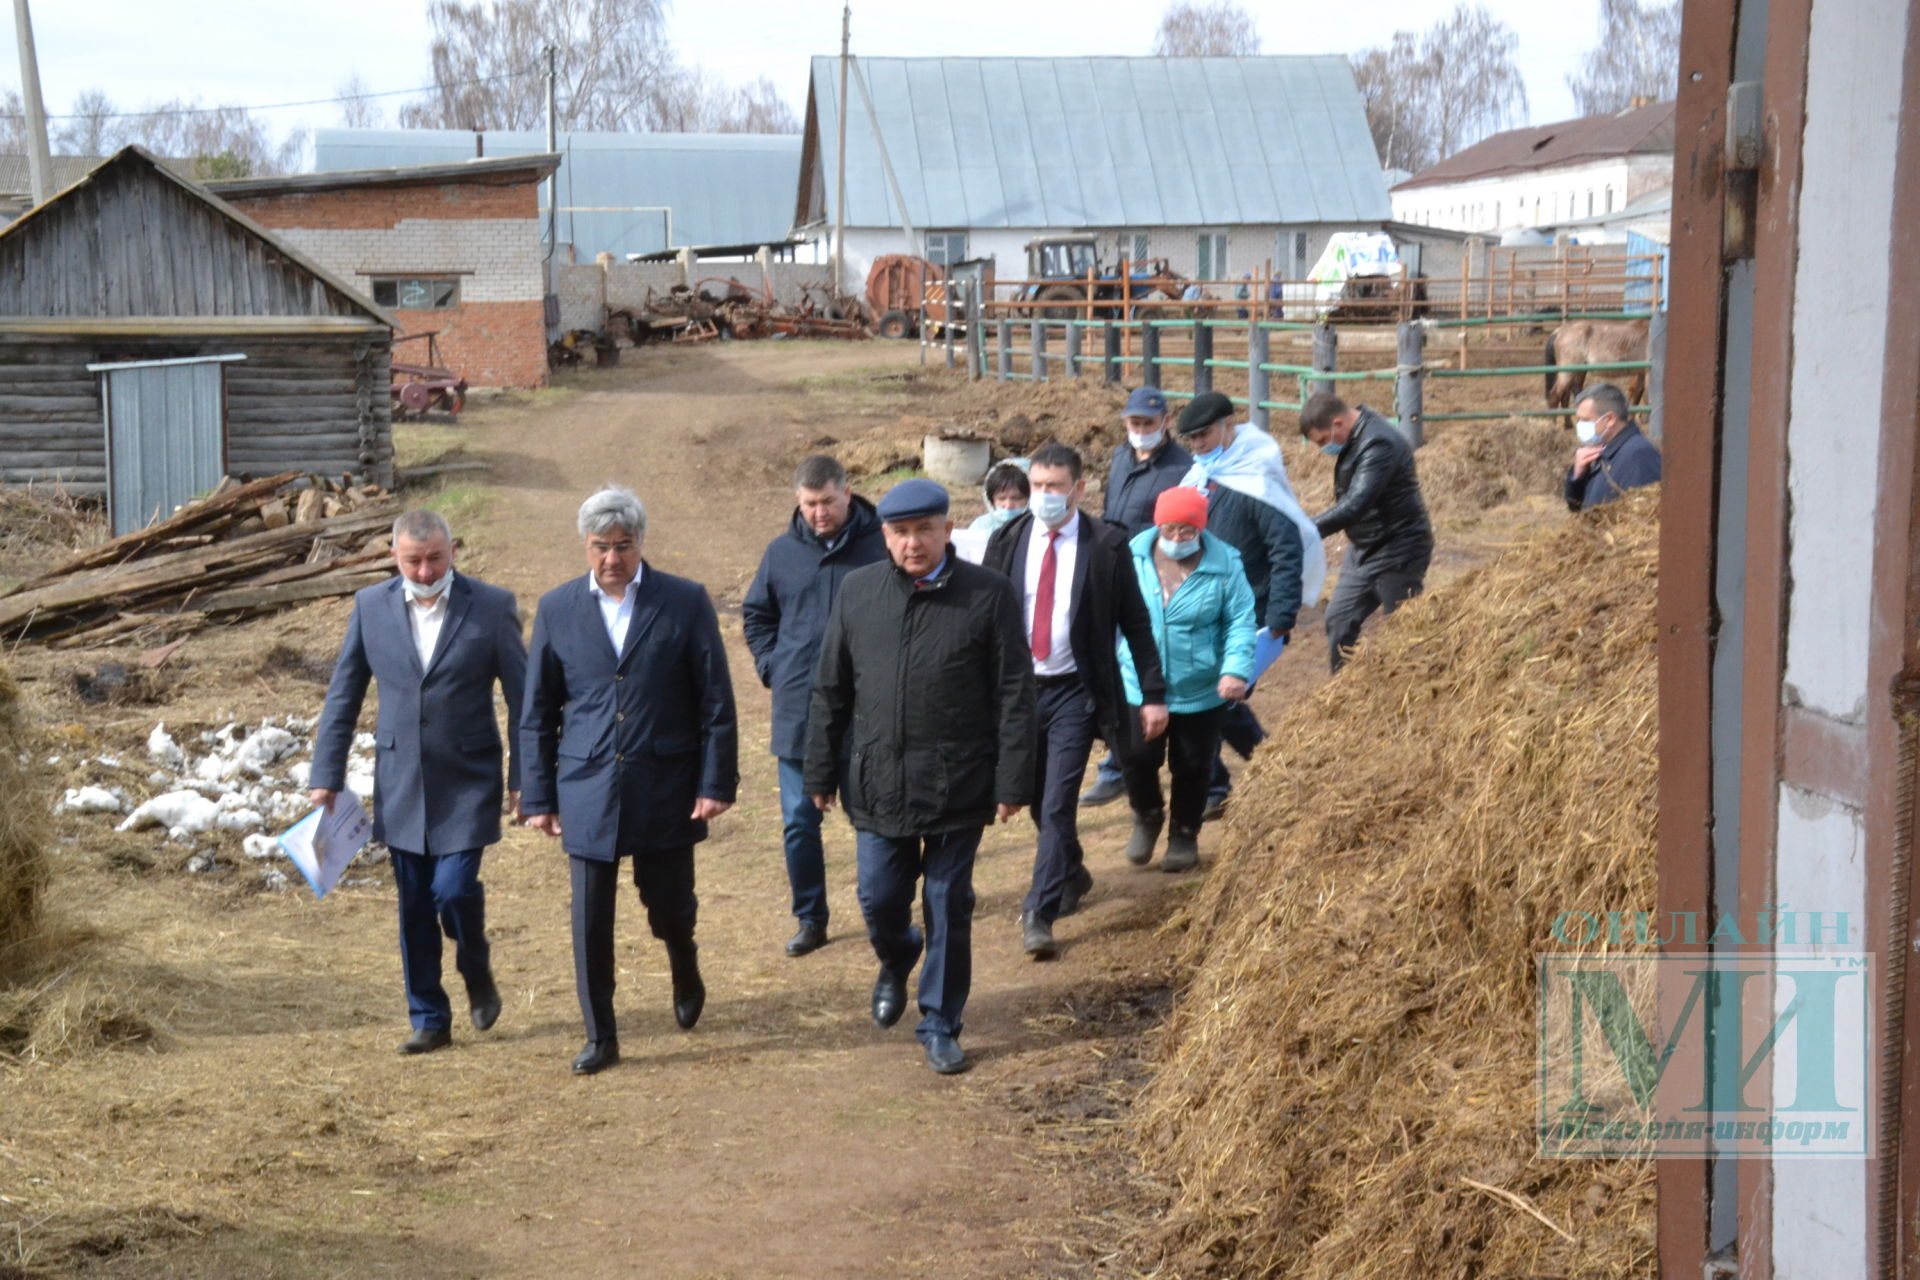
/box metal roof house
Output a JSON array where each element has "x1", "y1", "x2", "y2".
[
  {"x1": 794, "y1": 55, "x2": 1393, "y2": 293},
  {"x1": 313, "y1": 128, "x2": 802, "y2": 261},
  {"x1": 0, "y1": 147, "x2": 396, "y2": 530},
  {"x1": 1389, "y1": 101, "x2": 1675, "y2": 237}
]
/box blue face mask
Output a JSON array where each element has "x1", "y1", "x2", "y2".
[
  {"x1": 1158, "y1": 535, "x2": 1201, "y2": 560},
  {"x1": 1031, "y1": 491, "x2": 1073, "y2": 527},
  {"x1": 1192, "y1": 444, "x2": 1227, "y2": 466},
  {"x1": 988, "y1": 505, "x2": 1025, "y2": 529},
  {"x1": 1320, "y1": 441, "x2": 1344, "y2": 457}
]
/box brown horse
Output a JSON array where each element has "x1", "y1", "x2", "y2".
[{"x1": 1544, "y1": 319, "x2": 1650, "y2": 419}]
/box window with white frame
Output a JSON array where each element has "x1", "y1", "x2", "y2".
[
  {"x1": 1196, "y1": 232, "x2": 1227, "y2": 281},
  {"x1": 924, "y1": 231, "x2": 969, "y2": 266}
]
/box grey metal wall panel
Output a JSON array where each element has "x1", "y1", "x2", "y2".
[{"x1": 103, "y1": 361, "x2": 226, "y2": 534}]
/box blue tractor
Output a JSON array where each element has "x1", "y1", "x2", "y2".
[{"x1": 1017, "y1": 235, "x2": 1180, "y2": 320}]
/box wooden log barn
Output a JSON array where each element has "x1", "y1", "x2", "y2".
[{"x1": 0, "y1": 146, "x2": 398, "y2": 533}]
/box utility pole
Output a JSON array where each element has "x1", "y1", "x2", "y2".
[
  {"x1": 11, "y1": 0, "x2": 54, "y2": 207},
  {"x1": 831, "y1": 4, "x2": 850, "y2": 295},
  {"x1": 544, "y1": 44, "x2": 559, "y2": 260}
]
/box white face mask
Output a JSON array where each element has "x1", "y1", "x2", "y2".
[
  {"x1": 401, "y1": 569, "x2": 453, "y2": 601},
  {"x1": 1127, "y1": 429, "x2": 1165, "y2": 451},
  {"x1": 1575, "y1": 416, "x2": 1604, "y2": 445},
  {"x1": 1158, "y1": 535, "x2": 1201, "y2": 561},
  {"x1": 1032, "y1": 491, "x2": 1073, "y2": 527}
]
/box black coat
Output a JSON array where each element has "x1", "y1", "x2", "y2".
[
  {"x1": 1565, "y1": 422, "x2": 1662, "y2": 511},
  {"x1": 1203, "y1": 482, "x2": 1304, "y2": 634},
  {"x1": 1314, "y1": 406, "x2": 1434, "y2": 564},
  {"x1": 1102, "y1": 438, "x2": 1194, "y2": 534},
  {"x1": 519, "y1": 568, "x2": 739, "y2": 859},
  {"x1": 982, "y1": 509, "x2": 1168, "y2": 742},
  {"x1": 803, "y1": 554, "x2": 1036, "y2": 838},
  {"x1": 741, "y1": 497, "x2": 887, "y2": 759}
]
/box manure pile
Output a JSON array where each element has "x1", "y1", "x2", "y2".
[{"x1": 1136, "y1": 491, "x2": 1659, "y2": 1279}]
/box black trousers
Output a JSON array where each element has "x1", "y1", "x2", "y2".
[
  {"x1": 569, "y1": 848, "x2": 697, "y2": 1045},
  {"x1": 1024, "y1": 673, "x2": 1099, "y2": 923},
  {"x1": 1325, "y1": 544, "x2": 1431, "y2": 672},
  {"x1": 1122, "y1": 704, "x2": 1227, "y2": 832}
]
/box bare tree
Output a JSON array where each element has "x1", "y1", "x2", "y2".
[
  {"x1": 1568, "y1": 0, "x2": 1681, "y2": 115},
  {"x1": 398, "y1": 0, "x2": 674, "y2": 131},
  {"x1": 1151, "y1": 0, "x2": 1261, "y2": 56},
  {"x1": 337, "y1": 73, "x2": 386, "y2": 129},
  {"x1": 1351, "y1": 3, "x2": 1529, "y2": 173},
  {"x1": 53, "y1": 89, "x2": 119, "y2": 156},
  {"x1": 0, "y1": 90, "x2": 29, "y2": 155},
  {"x1": 112, "y1": 99, "x2": 305, "y2": 177}
]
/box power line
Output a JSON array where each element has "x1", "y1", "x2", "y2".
[{"x1": 2, "y1": 69, "x2": 539, "y2": 121}]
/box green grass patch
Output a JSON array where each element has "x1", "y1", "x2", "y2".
[
  {"x1": 422, "y1": 483, "x2": 491, "y2": 525},
  {"x1": 391, "y1": 421, "x2": 467, "y2": 471}
]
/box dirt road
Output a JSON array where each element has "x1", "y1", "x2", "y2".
[{"x1": 7, "y1": 343, "x2": 1214, "y2": 1278}]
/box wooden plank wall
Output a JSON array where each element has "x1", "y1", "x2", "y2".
[
  {"x1": 0, "y1": 334, "x2": 393, "y2": 493},
  {"x1": 0, "y1": 162, "x2": 370, "y2": 320}
]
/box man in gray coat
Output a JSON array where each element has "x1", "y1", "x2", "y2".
[{"x1": 311, "y1": 509, "x2": 526, "y2": 1055}]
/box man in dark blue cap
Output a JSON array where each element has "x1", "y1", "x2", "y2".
[
  {"x1": 804, "y1": 477, "x2": 1036, "y2": 1075},
  {"x1": 1082, "y1": 386, "x2": 1193, "y2": 807}
]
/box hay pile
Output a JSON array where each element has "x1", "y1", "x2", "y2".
[
  {"x1": 1419, "y1": 419, "x2": 1572, "y2": 521},
  {"x1": 0, "y1": 660, "x2": 46, "y2": 980},
  {"x1": 1134, "y1": 491, "x2": 1659, "y2": 1279}
]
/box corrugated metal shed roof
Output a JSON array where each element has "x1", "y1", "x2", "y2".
[
  {"x1": 313, "y1": 128, "x2": 801, "y2": 258},
  {"x1": 1391, "y1": 101, "x2": 1675, "y2": 192},
  {"x1": 801, "y1": 55, "x2": 1391, "y2": 229}
]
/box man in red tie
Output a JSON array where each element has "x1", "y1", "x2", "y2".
[{"x1": 984, "y1": 443, "x2": 1168, "y2": 959}]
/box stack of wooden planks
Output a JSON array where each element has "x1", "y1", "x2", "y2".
[{"x1": 0, "y1": 472, "x2": 399, "y2": 647}]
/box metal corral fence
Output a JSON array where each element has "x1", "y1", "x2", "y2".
[{"x1": 920, "y1": 280, "x2": 1666, "y2": 448}]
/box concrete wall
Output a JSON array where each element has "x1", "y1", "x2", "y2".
[
  {"x1": 1769, "y1": 0, "x2": 1907, "y2": 1271},
  {"x1": 231, "y1": 179, "x2": 549, "y2": 389},
  {"x1": 554, "y1": 260, "x2": 839, "y2": 332}
]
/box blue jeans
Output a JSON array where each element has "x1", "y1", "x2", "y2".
[
  {"x1": 389, "y1": 847, "x2": 489, "y2": 1031},
  {"x1": 855, "y1": 826, "x2": 981, "y2": 1041},
  {"x1": 777, "y1": 756, "x2": 828, "y2": 928}
]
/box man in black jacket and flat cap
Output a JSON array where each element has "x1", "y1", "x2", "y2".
[
  {"x1": 805, "y1": 477, "x2": 1036, "y2": 1075},
  {"x1": 1299, "y1": 392, "x2": 1435, "y2": 672}
]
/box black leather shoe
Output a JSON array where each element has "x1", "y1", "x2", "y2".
[
  {"x1": 785, "y1": 921, "x2": 828, "y2": 957},
  {"x1": 571, "y1": 1039, "x2": 619, "y2": 1075},
  {"x1": 399, "y1": 1026, "x2": 451, "y2": 1055},
  {"x1": 924, "y1": 1033, "x2": 969, "y2": 1075},
  {"x1": 1058, "y1": 865, "x2": 1094, "y2": 917},
  {"x1": 872, "y1": 965, "x2": 908, "y2": 1029},
  {"x1": 467, "y1": 974, "x2": 502, "y2": 1032},
  {"x1": 669, "y1": 945, "x2": 706, "y2": 1031},
  {"x1": 1021, "y1": 912, "x2": 1058, "y2": 960}
]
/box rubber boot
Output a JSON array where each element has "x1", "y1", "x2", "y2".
[
  {"x1": 666, "y1": 938, "x2": 705, "y2": 1030},
  {"x1": 1161, "y1": 824, "x2": 1200, "y2": 873},
  {"x1": 1123, "y1": 809, "x2": 1165, "y2": 867}
]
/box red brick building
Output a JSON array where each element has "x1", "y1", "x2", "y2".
[{"x1": 213, "y1": 154, "x2": 559, "y2": 389}]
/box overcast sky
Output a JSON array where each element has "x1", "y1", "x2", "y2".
[{"x1": 6, "y1": 0, "x2": 1602, "y2": 156}]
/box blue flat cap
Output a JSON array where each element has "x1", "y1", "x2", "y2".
[
  {"x1": 877, "y1": 477, "x2": 951, "y2": 522},
  {"x1": 1124, "y1": 386, "x2": 1168, "y2": 417}
]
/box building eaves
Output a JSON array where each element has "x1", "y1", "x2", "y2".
[
  {"x1": 206, "y1": 153, "x2": 561, "y2": 198},
  {"x1": 1391, "y1": 100, "x2": 1676, "y2": 193}
]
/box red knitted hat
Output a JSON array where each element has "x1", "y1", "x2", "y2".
[{"x1": 1153, "y1": 485, "x2": 1209, "y2": 531}]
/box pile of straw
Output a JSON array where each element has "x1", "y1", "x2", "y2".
[
  {"x1": 1419, "y1": 419, "x2": 1574, "y2": 521},
  {"x1": 1134, "y1": 492, "x2": 1659, "y2": 1278},
  {"x1": 0, "y1": 660, "x2": 46, "y2": 981}
]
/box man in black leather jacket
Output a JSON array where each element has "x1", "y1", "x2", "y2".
[{"x1": 1299, "y1": 392, "x2": 1434, "y2": 672}]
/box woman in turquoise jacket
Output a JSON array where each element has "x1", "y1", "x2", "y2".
[{"x1": 1116, "y1": 485, "x2": 1257, "y2": 872}]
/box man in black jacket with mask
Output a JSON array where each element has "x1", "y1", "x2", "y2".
[
  {"x1": 743, "y1": 455, "x2": 887, "y2": 958},
  {"x1": 1299, "y1": 392, "x2": 1434, "y2": 672},
  {"x1": 985, "y1": 442, "x2": 1167, "y2": 960},
  {"x1": 805, "y1": 479, "x2": 1036, "y2": 1076}
]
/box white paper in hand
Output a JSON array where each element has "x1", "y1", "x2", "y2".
[{"x1": 278, "y1": 794, "x2": 373, "y2": 898}]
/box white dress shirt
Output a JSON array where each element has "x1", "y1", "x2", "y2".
[
  {"x1": 1023, "y1": 512, "x2": 1079, "y2": 676},
  {"x1": 588, "y1": 567, "x2": 642, "y2": 653},
  {"x1": 405, "y1": 571, "x2": 454, "y2": 669}
]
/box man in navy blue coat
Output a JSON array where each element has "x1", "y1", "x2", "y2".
[
  {"x1": 311, "y1": 509, "x2": 526, "y2": 1056},
  {"x1": 521, "y1": 486, "x2": 739, "y2": 1076},
  {"x1": 1564, "y1": 383, "x2": 1662, "y2": 511},
  {"x1": 741, "y1": 454, "x2": 886, "y2": 959}
]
